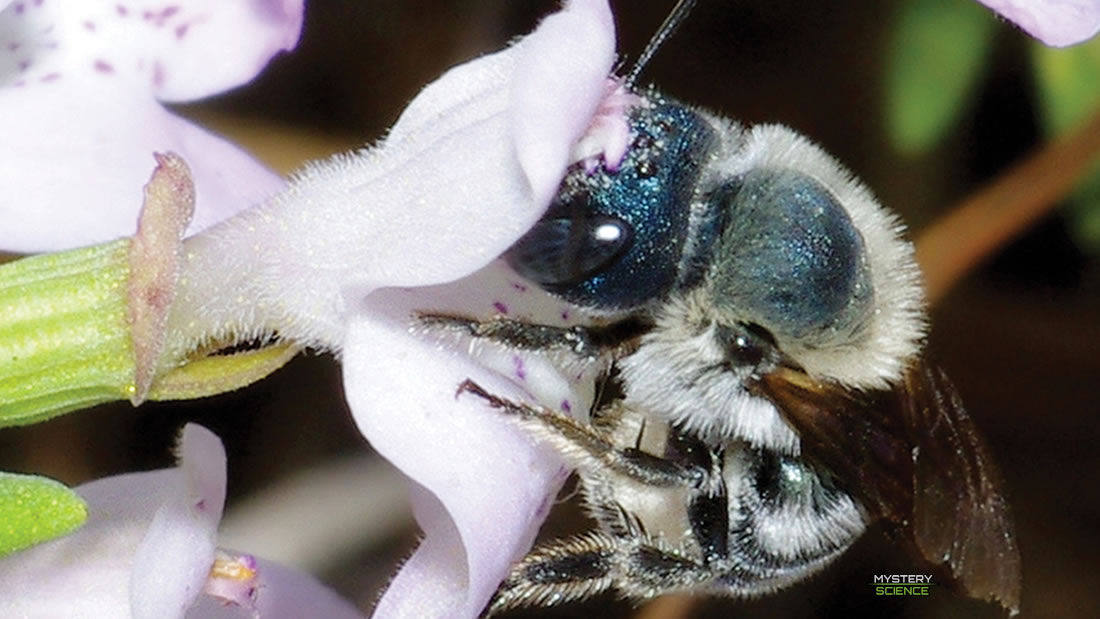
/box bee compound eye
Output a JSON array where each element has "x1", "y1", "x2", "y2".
[{"x1": 506, "y1": 210, "x2": 634, "y2": 288}]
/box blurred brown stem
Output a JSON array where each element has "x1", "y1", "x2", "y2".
[{"x1": 916, "y1": 105, "x2": 1100, "y2": 305}]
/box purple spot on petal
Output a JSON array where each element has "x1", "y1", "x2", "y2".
[
  {"x1": 535, "y1": 494, "x2": 552, "y2": 519},
  {"x1": 561, "y1": 400, "x2": 572, "y2": 413},
  {"x1": 152, "y1": 60, "x2": 165, "y2": 87},
  {"x1": 143, "y1": 6, "x2": 180, "y2": 27},
  {"x1": 83, "y1": 20, "x2": 96, "y2": 31},
  {"x1": 510, "y1": 281, "x2": 529, "y2": 293},
  {"x1": 513, "y1": 356, "x2": 527, "y2": 381},
  {"x1": 39, "y1": 72, "x2": 59, "y2": 82},
  {"x1": 33, "y1": 0, "x2": 43, "y2": 6},
  {"x1": 14, "y1": 2, "x2": 24, "y2": 14},
  {"x1": 196, "y1": 498, "x2": 206, "y2": 511},
  {"x1": 116, "y1": 4, "x2": 129, "y2": 16},
  {"x1": 93, "y1": 59, "x2": 114, "y2": 74},
  {"x1": 493, "y1": 301, "x2": 509, "y2": 315},
  {"x1": 17, "y1": 60, "x2": 29, "y2": 72},
  {"x1": 7, "y1": 42, "x2": 19, "y2": 51},
  {"x1": 175, "y1": 22, "x2": 189, "y2": 39},
  {"x1": 561, "y1": 310, "x2": 570, "y2": 321}
]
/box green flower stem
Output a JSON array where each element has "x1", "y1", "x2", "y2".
[
  {"x1": 0, "y1": 238, "x2": 301, "y2": 428},
  {"x1": 0, "y1": 240, "x2": 136, "y2": 426}
]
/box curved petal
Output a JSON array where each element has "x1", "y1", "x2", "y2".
[
  {"x1": 512, "y1": 0, "x2": 617, "y2": 206},
  {"x1": 131, "y1": 424, "x2": 227, "y2": 619},
  {"x1": 977, "y1": 0, "x2": 1100, "y2": 46},
  {"x1": 0, "y1": 424, "x2": 226, "y2": 619},
  {"x1": 0, "y1": 0, "x2": 303, "y2": 100},
  {"x1": 0, "y1": 88, "x2": 283, "y2": 252},
  {"x1": 346, "y1": 263, "x2": 601, "y2": 618}
]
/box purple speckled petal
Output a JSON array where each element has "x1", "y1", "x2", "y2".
[
  {"x1": 0, "y1": 424, "x2": 226, "y2": 619},
  {"x1": 0, "y1": 0, "x2": 300, "y2": 252},
  {"x1": 977, "y1": 0, "x2": 1100, "y2": 46},
  {"x1": 344, "y1": 299, "x2": 577, "y2": 618},
  {"x1": 0, "y1": 0, "x2": 303, "y2": 101},
  {"x1": 347, "y1": 264, "x2": 601, "y2": 619}
]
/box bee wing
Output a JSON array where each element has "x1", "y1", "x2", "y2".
[{"x1": 754, "y1": 364, "x2": 1021, "y2": 615}]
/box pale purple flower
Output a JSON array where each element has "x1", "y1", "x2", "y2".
[
  {"x1": 1, "y1": 0, "x2": 620, "y2": 616},
  {"x1": 0, "y1": 423, "x2": 364, "y2": 619},
  {"x1": 978, "y1": 0, "x2": 1100, "y2": 46},
  {"x1": 0, "y1": 0, "x2": 303, "y2": 252},
  {"x1": 170, "y1": 2, "x2": 619, "y2": 614}
]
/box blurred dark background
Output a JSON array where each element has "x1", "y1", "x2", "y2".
[{"x1": 2, "y1": 1, "x2": 1098, "y2": 617}]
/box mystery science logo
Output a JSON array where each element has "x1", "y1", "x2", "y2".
[{"x1": 871, "y1": 574, "x2": 936, "y2": 597}]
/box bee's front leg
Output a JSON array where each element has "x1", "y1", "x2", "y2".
[{"x1": 416, "y1": 312, "x2": 650, "y2": 360}]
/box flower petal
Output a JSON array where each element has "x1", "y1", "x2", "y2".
[
  {"x1": 977, "y1": 0, "x2": 1100, "y2": 46},
  {"x1": 0, "y1": 91, "x2": 283, "y2": 252},
  {"x1": 130, "y1": 423, "x2": 227, "y2": 619},
  {"x1": 0, "y1": 0, "x2": 298, "y2": 252},
  {"x1": 345, "y1": 262, "x2": 601, "y2": 619},
  {"x1": 0, "y1": 424, "x2": 226, "y2": 619},
  {"x1": 512, "y1": 0, "x2": 617, "y2": 206},
  {"x1": 335, "y1": 3, "x2": 615, "y2": 615},
  {"x1": 0, "y1": 0, "x2": 303, "y2": 100},
  {"x1": 343, "y1": 308, "x2": 571, "y2": 619}
]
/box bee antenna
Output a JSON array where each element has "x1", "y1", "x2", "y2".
[{"x1": 625, "y1": 0, "x2": 698, "y2": 88}]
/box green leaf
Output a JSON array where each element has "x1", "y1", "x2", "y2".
[
  {"x1": 0, "y1": 472, "x2": 87, "y2": 556},
  {"x1": 886, "y1": 0, "x2": 996, "y2": 154},
  {"x1": 1032, "y1": 39, "x2": 1100, "y2": 252}
]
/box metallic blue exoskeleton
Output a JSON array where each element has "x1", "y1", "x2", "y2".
[{"x1": 507, "y1": 95, "x2": 872, "y2": 348}]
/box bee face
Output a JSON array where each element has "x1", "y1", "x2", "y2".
[
  {"x1": 506, "y1": 97, "x2": 722, "y2": 312},
  {"x1": 506, "y1": 95, "x2": 925, "y2": 392}
]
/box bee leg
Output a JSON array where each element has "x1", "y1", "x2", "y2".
[
  {"x1": 458, "y1": 380, "x2": 703, "y2": 488},
  {"x1": 484, "y1": 531, "x2": 715, "y2": 616},
  {"x1": 417, "y1": 312, "x2": 651, "y2": 359},
  {"x1": 483, "y1": 532, "x2": 617, "y2": 617}
]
